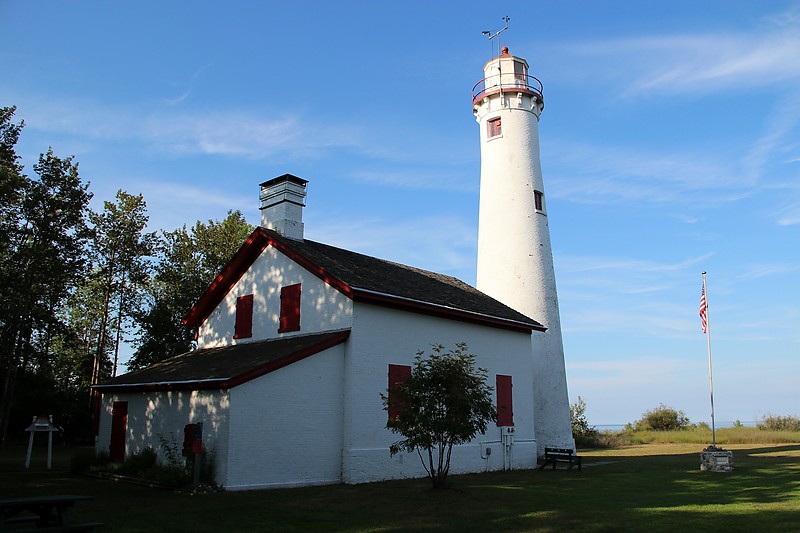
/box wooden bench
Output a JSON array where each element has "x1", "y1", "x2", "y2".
[{"x1": 538, "y1": 447, "x2": 582, "y2": 471}]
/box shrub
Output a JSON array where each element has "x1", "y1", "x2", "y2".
[
  {"x1": 633, "y1": 404, "x2": 690, "y2": 431},
  {"x1": 382, "y1": 342, "x2": 495, "y2": 489},
  {"x1": 69, "y1": 448, "x2": 98, "y2": 473},
  {"x1": 757, "y1": 414, "x2": 800, "y2": 432},
  {"x1": 570, "y1": 396, "x2": 600, "y2": 447},
  {"x1": 116, "y1": 447, "x2": 158, "y2": 476},
  {"x1": 140, "y1": 464, "x2": 191, "y2": 487},
  {"x1": 157, "y1": 431, "x2": 185, "y2": 468}
]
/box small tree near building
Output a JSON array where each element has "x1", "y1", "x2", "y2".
[
  {"x1": 382, "y1": 342, "x2": 496, "y2": 489},
  {"x1": 570, "y1": 396, "x2": 599, "y2": 446}
]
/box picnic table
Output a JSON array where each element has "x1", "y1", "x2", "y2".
[{"x1": 0, "y1": 495, "x2": 102, "y2": 531}]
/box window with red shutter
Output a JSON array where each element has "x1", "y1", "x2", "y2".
[
  {"x1": 234, "y1": 294, "x2": 253, "y2": 339},
  {"x1": 488, "y1": 117, "x2": 502, "y2": 138},
  {"x1": 496, "y1": 374, "x2": 513, "y2": 427},
  {"x1": 387, "y1": 364, "x2": 412, "y2": 422},
  {"x1": 278, "y1": 284, "x2": 301, "y2": 333}
]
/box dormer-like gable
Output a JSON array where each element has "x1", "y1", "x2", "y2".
[{"x1": 184, "y1": 227, "x2": 544, "y2": 347}]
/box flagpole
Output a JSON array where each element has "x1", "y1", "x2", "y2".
[{"x1": 702, "y1": 272, "x2": 716, "y2": 447}]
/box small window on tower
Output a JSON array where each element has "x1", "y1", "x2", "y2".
[
  {"x1": 488, "y1": 117, "x2": 502, "y2": 138},
  {"x1": 534, "y1": 190, "x2": 544, "y2": 212}
]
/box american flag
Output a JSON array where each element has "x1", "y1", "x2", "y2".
[{"x1": 699, "y1": 286, "x2": 708, "y2": 334}]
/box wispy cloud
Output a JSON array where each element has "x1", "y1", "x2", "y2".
[
  {"x1": 559, "y1": 7, "x2": 800, "y2": 97},
  {"x1": 13, "y1": 96, "x2": 365, "y2": 160},
  {"x1": 775, "y1": 202, "x2": 800, "y2": 225},
  {"x1": 742, "y1": 93, "x2": 800, "y2": 182},
  {"x1": 555, "y1": 252, "x2": 713, "y2": 338},
  {"x1": 545, "y1": 140, "x2": 749, "y2": 207},
  {"x1": 161, "y1": 64, "x2": 213, "y2": 106},
  {"x1": 559, "y1": 253, "x2": 713, "y2": 276},
  {"x1": 735, "y1": 262, "x2": 800, "y2": 281}
]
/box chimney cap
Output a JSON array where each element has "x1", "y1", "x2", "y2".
[{"x1": 260, "y1": 173, "x2": 308, "y2": 189}]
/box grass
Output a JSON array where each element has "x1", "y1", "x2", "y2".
[
  {"x1": 3, "y1": 441, "x2": 799, "y2": 532},
  {"x1": 589, "y1": 426, "x2": 800, "y2": 447}
]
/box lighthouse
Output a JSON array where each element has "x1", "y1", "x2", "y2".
[{"x1": 473, "y1": 45, "x2": 574, "y2": 452}]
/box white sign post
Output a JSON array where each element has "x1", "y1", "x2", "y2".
[{"x1": 24, "y1": 415, "x2": 60, "y2": 469}]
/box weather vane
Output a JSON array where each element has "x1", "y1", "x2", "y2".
[{"x1": 482, "y1": 16, "x2": 510, "y2": 59}]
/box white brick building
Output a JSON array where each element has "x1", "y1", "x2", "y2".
[{"x1": 94, "y1": 175, "x2": 546, "y2": 490}]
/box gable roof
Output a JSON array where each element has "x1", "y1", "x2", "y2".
[
  {"x1": 184, "y1": 227, "x2": 544, "y2": 333},
  {"x1": 94, "y1": 330, "x2": 350, "y2": 393}
]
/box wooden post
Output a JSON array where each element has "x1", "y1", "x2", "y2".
[{"x1": 24, "y1": 416, "x2": 36, "y2": 468}]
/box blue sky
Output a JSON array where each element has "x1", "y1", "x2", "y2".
[{"x1": 3, "y1": 1, "x2": 799, "y2": 426}]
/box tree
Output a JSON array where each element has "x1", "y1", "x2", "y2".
[
  {"x1": 86, "y1": 190, "x2": 155, "y2": 380},
  {"x1": 0, "y1": 145, "x2": 92, "y2": 444},
  {"x1": 382, "y1": 343, "x2": 496, "y2": 489},
  {"x1": 633, "y1": 404, "x2": 690, "y2": 431},
  {"x1": 0, "y1": 107, "x2": 25, "y2": 249},
  {"x1": 570, "y1": 396, "x2": 598, "y2": 446},
  {"x1": 129, "y1": 211, "x2": 253, "y2": 370}
]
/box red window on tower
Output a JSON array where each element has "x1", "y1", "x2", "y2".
[
  {"x1": 496, "y1": 375, "x2": 513, "y2": 427},
  {"x1": 278, "y1": 284, "x2": 301, "y2": 333},
  {"x1": 488, "y1": 117, "x2": 502, "y2": 138},
  {"x1": 234, "y1": 294, "x2": 253, "y2": 339},
  {"x1": 388, "y1": 364, "x2": 412, "y2": 422}
]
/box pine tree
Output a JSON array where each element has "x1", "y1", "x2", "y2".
[
  {"x1": 87, "y1": 190, "x2": 155, "y2": 381},
  {"x1": 0, "y1": 143, "x2": 92, "y2": 444},
  {"x1": 129, "y1": 210, "x2": 253, "y2": 370}
]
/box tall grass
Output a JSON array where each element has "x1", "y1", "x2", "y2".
[{"x1": 583, "y1": 426, "x2": 800, "y2": 448}]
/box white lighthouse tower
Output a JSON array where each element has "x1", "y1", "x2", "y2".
[{"x1": 473, "y1": 44, "x2": 574, "y2": 452}]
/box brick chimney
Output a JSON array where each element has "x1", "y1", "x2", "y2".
[{"x1": 259, "y1": 174, "x2": 308, "y2": 240}]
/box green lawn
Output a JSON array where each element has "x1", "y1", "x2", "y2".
[{"x1": 3, "y1": 443, "x2": 799, "y2": 532}]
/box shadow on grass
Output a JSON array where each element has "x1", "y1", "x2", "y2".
[
  {"x1": 1, "y1": 444, "x2": 798, "y2": 532},
  {"x1": 459, "y1": 444, "x2": 800, "y2": 532}
]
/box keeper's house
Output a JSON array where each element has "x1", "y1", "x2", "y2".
[{"x1": 94, "y1": 175, "x2": 543, "y2": 490}]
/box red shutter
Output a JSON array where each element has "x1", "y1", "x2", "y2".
[
  {"x1": 234, "y1": 294, "x2": 254, "y2": 339},
  {"x1": 279, "y1": 284, "x2": 301, "y2": 333},
  {"x1": 109, "y1": 401, "x2": 128, "y2": 462},
  {"x1": 496, "y1": 375, "x2": 513, "y2": 427},
  {"x1": 388, "y1": 364, "x2": 412, "y2": 421}
]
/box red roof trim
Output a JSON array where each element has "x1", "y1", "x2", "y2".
[
  {"x1": 226, "y1": 330, "x2": 350, "y2": 387},
  {"x1": 93, "y1": 331, "x2": 351, "y2": 393},
  {"x1": 181, "y1": 227, "x2": 538, "y2": 334},
  {"x1": 183, "y1": 228, "x2": 353, "y2": 328},
  {"x1": 183, "y1": 229, "x2": 271, "y2": 328},
  {"x1": 351, "y1": 288, "x2": 542, "y2": 334}
]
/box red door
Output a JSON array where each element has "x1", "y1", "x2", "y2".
[{"x1": 109, "y1": 401, "x2": 128, "y2": 462}]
